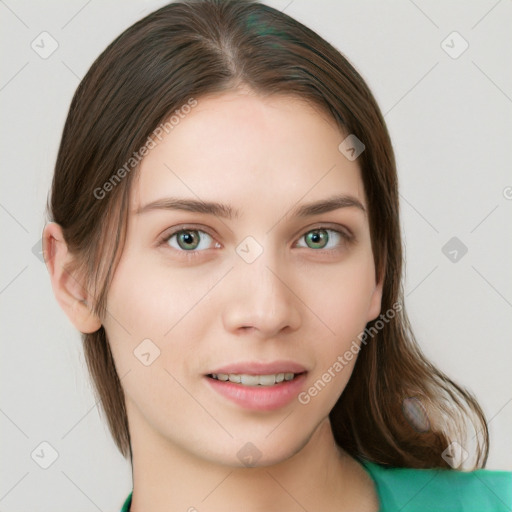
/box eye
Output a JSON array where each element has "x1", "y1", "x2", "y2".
[
  {"x1": 295, "y1": 227, "x2": 350, "y2": 251},
  {"x1": 160, "y1": 227, "x2": 220, "y2": 253},
  {"x1": 158, "y1": 224, "x2": 353, "y2": 259}
]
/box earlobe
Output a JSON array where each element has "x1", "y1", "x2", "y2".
[
  {"x1": 42, "y1": 222, "x2": 102, "y2": 333},
  {"x1": 367, "y1": 271, "x2": 385, "y2": 323}
]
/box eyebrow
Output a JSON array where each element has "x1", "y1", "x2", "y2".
[{"x1": 134, "y1": 194, "x2": 366, "y2": 219}]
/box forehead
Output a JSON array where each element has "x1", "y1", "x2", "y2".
[{"x1": 132, "y1": 91, "x2": 366, "y2": 215}]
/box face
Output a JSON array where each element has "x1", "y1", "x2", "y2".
[{"x1": 102, "y1": 90, "x2": 383, "y2": 467}]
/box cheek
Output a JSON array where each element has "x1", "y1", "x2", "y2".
[
  {"x1": 301, "y1": 248, "x2": 376, "y2": 404},
  {"x1": 103, "y1": 252, "x2": 217, "y2": 372},
  {"x1": 104, "y1": 234, "x2": 376, "y2": 370},
  {"x1": 304, "y1": 249, "x2": 377, "y2": 336},
  {"x1": 106, "y1": 251, "x2": 202, "y2": 332}
]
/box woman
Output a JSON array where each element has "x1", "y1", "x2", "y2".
[{"x1": 42, "y1": 0, "x2": 512, "y2": 510}]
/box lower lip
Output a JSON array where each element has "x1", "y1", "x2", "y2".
[{"x1": 205, "y1": 373, "x2": 307, "y2": 411}]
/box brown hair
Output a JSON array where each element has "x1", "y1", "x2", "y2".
[{"x1": 46, "y1": 0, "x2": 488, "y2": 469}]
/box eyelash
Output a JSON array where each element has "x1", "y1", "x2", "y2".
[{"x1": 157, "y1": 224, "x2": 354, "y2": 260}]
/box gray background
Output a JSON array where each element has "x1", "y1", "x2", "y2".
[{"x1": 1, "y1": 0, "x2": 511, "y2": 510}]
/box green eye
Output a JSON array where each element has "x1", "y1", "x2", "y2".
[
  {"x1": 160, "y1": 225, "x2": 350, "y2": 257},
  {"x1": 298, "y1": 228, "x2": 348, "y2": 250},
  {"x1": 167, "y1": 229, "x2": 214, "y2": 251},
  {"x1": 305, "y1": 229, "x2": 329, "y2": 249}
]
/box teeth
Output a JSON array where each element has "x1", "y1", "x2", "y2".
[
  {"x1": 211, "y1": 372, "x2": 298, "y2": 386},
  {"x1": 241, "y1": 374, "x2": 261, "y2": 386},
  {"x1": 257, "y1": 374, "x2": 276, "y2": 386}
]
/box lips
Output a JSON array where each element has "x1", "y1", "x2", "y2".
[
  {"x1": 204, "y1": 360, "x2": 309, "y2": 410},
  {"x1": 207, "y1": 360, "x2": 307, "y2": 375},
  {"x1": 205, "y1": 368, "x2": 308, "y2": 411}
]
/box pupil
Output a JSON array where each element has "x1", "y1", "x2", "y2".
[
  {"x1": 180, "y1": 231, "x2": 198, "y2": 249},
  {"x1": 308, "y1": 229, "x2": 327, "y2": 248}
]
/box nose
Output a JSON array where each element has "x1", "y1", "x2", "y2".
[{"x1": 221, "y1": 247, "x2": 302, "y2": 339}]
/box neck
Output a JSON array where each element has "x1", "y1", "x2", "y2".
[{"x1": 128, "y1": 406, "x2": 378, "y2": 512}]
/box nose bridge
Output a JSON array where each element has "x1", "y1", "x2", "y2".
[{"x1": 224, "y1": 235, "x2": 301, "y2": 335}]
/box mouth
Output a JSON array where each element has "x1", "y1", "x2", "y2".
[
  {"x1": 204, "y1": 365, "x2": 308, "y2": 411},
  {"x1": 207, "y1": 371, "x2": 306, "y2": 387}
]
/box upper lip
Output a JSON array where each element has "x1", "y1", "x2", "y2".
[{"x1": 208, "y1": 360, "x2": 307, "y2": 375}]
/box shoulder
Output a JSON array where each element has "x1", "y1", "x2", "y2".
[
  {"x1": 360, "y1": 459, "x2": 512, "y2": 512},
  {"x1": 120, "y1": 491, "x2": 132, "y2": 512}
]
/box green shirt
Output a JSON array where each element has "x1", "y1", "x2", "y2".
[{"x1": 120, "y1": 459, "x2": 512, "y2": 511}]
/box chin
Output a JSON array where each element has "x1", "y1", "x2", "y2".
[
  {"x1": 228, "y1": 434, "x2": 310, "y2": 469},
  {"x1": 187, "y1": 436, "x2": 300, "y2": 470}
]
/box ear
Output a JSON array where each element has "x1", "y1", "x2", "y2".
[
  {"x1": 42, "y1": 222, "x2": 102, "y2": 333},
  {"x1": 366, "y1": 263, "x2": 385, "y2": 323}
]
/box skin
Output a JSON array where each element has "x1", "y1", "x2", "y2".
[{"x1": 44, "y1": 88, "x2": 383, "y2": 511}]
